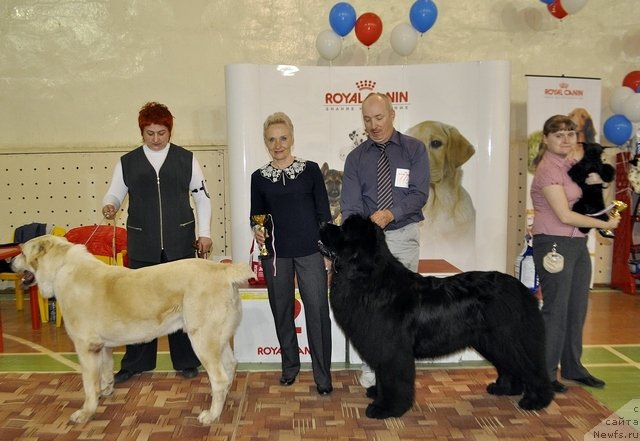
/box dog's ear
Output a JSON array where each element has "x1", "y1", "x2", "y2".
[
  {"x1": 321, "y1": 162, "x2": 329, "y2": 177},
  {"x1": 23, "y1": 237, "x2": 53, "y2": 271},
  {"x1": 583, "y1": 117, "x2": 596, "y2": 143},
  {"x1": 444, "y1": 126, "x2": 475, "y2": 169}
]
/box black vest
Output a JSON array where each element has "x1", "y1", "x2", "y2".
[{"x1": 121, "y1": 144, "x2": 195, "y2": 262}]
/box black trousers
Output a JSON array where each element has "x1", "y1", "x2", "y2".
[
  {"x1": 262, "y1": 252, "x2": 332, "y2": 388},
  {"x1": 119, "y1": 252, "x2": 200, "y2": 372}
]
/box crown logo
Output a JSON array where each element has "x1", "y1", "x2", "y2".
[
  {"x1": 559, "y1": 82, "x2": 569, "y2": 88},
  {"x1": 356, "y1": 80, "x2": 376, "y2": 91}
]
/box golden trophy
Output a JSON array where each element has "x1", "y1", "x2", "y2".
[
  {"x1": 251, "y1": 214, "x2": 270, "y2": 257},
  {"x1": 600, "y1": 200, "x2": 627, "y2": 238}
]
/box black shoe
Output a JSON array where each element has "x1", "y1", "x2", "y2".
[
  {"x1": 316, "y1": 385, "x2": 333, "y2": 395},
  {"x1": 569, "y1": 375, "x2": 605, "y2": 388},
  {"x1": 114, "y1": 369, "x2": 140, "y2": 384},
  {"x1": 279, "y1": 375, "x2": 296, "y2": 386},
  {"x1": 551, "y1": 380, "x2": 568, "y2": 393},
  {"x1": 180, "y1": 367, "x2": 199, "y2": 379}
]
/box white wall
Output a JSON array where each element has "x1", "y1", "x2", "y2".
[{"x1": 0, "y1": 1, "x2": 637, "y2": 150}]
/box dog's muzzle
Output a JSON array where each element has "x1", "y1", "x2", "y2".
[
  {"x1": 317, "y1": 240, "x2": 335, "y2": 260},
  {"x1": 21, "y1": 270, "x2": 36, "y2": 288}
]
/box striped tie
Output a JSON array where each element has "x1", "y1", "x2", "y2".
[{"x1": 376, "y1": 142, "x2": 393, "y2": 210}]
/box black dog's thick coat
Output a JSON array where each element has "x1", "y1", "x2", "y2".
[
  {"x1": 568, "y1": 142, "x2": 615, "y2": 233},
  {"x1": 319, "y1": 215, "x2": 553, "y2": 419}
]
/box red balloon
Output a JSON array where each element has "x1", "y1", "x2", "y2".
[
  {"x1": 547, "y1": 1, "x2": 568, "y2": 19},
  {"x1": 355, "y1": 12, "x2": 383, "y2": 47},
  {"x1": 623, "y1": 71, "x2": 640, "y2": 93}
]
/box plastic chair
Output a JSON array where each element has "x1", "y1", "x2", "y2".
[{"x1": 0, "y1": 225, "x2": 65, "y2": 312}]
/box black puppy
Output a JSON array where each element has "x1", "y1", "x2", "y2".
[
  {"x1": 318, "y1": 215, "x2": 553, "y2": 419},
  {"x1": 567, "y1": 142, "x2": 615, "y2": 236}
]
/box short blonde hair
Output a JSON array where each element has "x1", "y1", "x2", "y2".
[{"x1": 263, "y1": 112, "x2": 294, "y2": 143}]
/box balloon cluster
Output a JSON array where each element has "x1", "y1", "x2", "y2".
[
  {"x1": 316, "y1": 1, "x2": 438, "y2": 61},
  {"x1": 541, "y1": 0, "x2": 588, "y2": 19},
  {"x1": 604, "y1": 71, "x2": 640, "y2": 145}
]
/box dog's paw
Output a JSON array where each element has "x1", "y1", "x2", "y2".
[
  {"x1": 100, "y1": 383, "x2": 114, "y2": 397},
  {"x1": 69, "y1": 409, "x2": 94, "y2": 424},
  {"x1": 365, "y1": 402, "x2": 407, "y2": 419},
  {"x1": 366, "y1": 385, "x2": 377, "y2": 399},
  {"x1": 518, "y1": 395, "x2": 548, "y2": 411},
  {"x1": 365, "y1": 403, "x2": 393, "y2": 419},
  {"x1": 197, "y1": 410, "x2": 220, "y2": 425}
]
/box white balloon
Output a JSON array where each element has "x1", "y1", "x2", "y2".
[
  {"x1": 560, "y1": 0, "x2": 588, "y2": 14},
  {"x1": 315, "y1": 29, "x2": 342, "y2": 61},
  {"x1": 622, "y1": 93, "x2": 640, "y2": 123},
  {"x1": 390, "y1": 23, "x2": 419, "y2": 57},
  {"x1": 610, "y1": 86, "x2": 635, "y2": 114}
]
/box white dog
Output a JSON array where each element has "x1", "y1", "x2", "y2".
[{"x1": 12, "y1": 235, "x2": 253, "y2": 424}]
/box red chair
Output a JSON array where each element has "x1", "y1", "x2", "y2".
[{"x1": 38, "y1": 225, "x2": 128, "y2": 327}]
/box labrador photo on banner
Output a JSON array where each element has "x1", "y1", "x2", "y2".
[{"x1": 226, "y1": 62, "x2": 511, "y2": 362}]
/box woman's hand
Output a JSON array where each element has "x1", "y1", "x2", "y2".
[
  {"x1": 195, "y1": 236, "x2": 212, "y2": 258},
  {"x1": 253, "y1": 226, "x2": 267, "y2": 245},
  {"x1": 585, "y1": 173, "x2": 604, "y2": 185},
  {"x1": 603, "y1": 214, "x2": 621, "y2": 231},
  {"x1": 102, "y1": 204, "x2": 117, "y2": 220}
]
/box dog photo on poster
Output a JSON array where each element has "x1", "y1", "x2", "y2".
[{"x1": 227, "y1": 62, "x2": 511, "y2": 273}]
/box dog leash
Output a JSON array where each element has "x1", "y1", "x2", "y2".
[{"x1": 80, "y1": 216, "x2": 118, "y2": 264}]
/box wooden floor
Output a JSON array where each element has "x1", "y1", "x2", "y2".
[{"x1": 1, "y1": 288, "x2": 640, "y2": 441}]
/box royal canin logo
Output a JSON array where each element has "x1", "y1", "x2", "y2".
[
  {"x1": 324, "y1": 80, "x2": 410, "y2": 106},
  {"x1": 544, "y1": 81, "x2": 584, "y2": 97}
]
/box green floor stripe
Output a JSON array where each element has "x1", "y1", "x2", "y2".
[
  {"x1": 582, "y1": 346, "x2": 629, "y2": 364},
  {"x1": 579, "y1": 366, "x2": 640, "y2": 411},
  {"x1": 611, "y1": 346, "x2": 640, "y2": 363}
]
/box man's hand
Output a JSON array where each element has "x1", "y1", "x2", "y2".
[{"x1": 370, "y1": 209, "x2": 394, "y2": 229}]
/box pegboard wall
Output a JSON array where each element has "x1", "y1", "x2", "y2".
[{"x1": 0, "y1": 147, "x2": 231, "y2": 258}]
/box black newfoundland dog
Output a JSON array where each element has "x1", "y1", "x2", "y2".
[{"x1": 318, "y1": 215, "x2": 553, "y2": 419}]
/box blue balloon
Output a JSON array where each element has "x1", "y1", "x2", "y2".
[
  {"x1": 410, "y1": 0, "x2": 438, "y2": 34},
  {"x1": 329, "y1": 2, "x2": 356, "y2": 37},
  {"x1": 539, "y1": 0, "x2": 554, "y2": 5},
  {"x1": 603, "y1": 114, "x2": 633, "y2": 145}
]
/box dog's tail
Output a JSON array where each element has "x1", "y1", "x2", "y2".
[{"x1": 221, "y1": 262, "x2": 255, "y2": 285}]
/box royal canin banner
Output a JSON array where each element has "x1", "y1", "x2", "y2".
[
  {"x1": 525, "y1": 75, "x2": 602, "y2": 284},
  {"x1": 226, "y1": 63, "x2": 511, "y2": 362}
]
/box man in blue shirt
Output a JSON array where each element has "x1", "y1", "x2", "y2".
[
  {"x1": 340, "y1": 92, "x2": 430, "y2": 388},
  {"x1": 340, "y1": 92, "x2": 430, "y2": 271}
]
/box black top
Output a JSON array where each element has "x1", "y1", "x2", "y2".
[
  {"x1": 121, "y1": 144, "x2": 195, "y2": 262},
  {"x1": 250, "y1": 158, "x2": 331, "y2": 258}
]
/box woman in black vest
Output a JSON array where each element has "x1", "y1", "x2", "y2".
[{"x1": 102, "y1": 102, "x2": 213, "y2": 384}]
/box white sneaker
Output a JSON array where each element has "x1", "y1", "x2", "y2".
[{"x1": 359, "y1": 363, "x2": 376, "y2": 388}]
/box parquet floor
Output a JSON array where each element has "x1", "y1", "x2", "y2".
[{"x1": 1, "y1": 289, "x2": 640, "y2": 440}]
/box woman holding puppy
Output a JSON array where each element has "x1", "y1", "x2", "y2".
[
  {"x1": 530, "y1": 114, "x2": 620, "y2": 393},
  {"x1": 250, "y1": 111, "x2": 333, "y2": 395}
]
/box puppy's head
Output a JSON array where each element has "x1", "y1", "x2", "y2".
[
  {"x1": 407, "y1": 121, "x2": 475, "y2": 183},
  {"x1": 11, "y1": 235, "x2": 70, "y2": 287},
  {"x1": 568, "y1": 107, "x2": 596, "y2": 142},
  {"x1": 321, "y1": 162, "x2": 344, "y2": 201},
  {"x1": 581, "y1": 142, "x2": 604, "y2": 160},
  {"x1": 348, "y1": 128, "x2": 368, "y2": 147}
]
